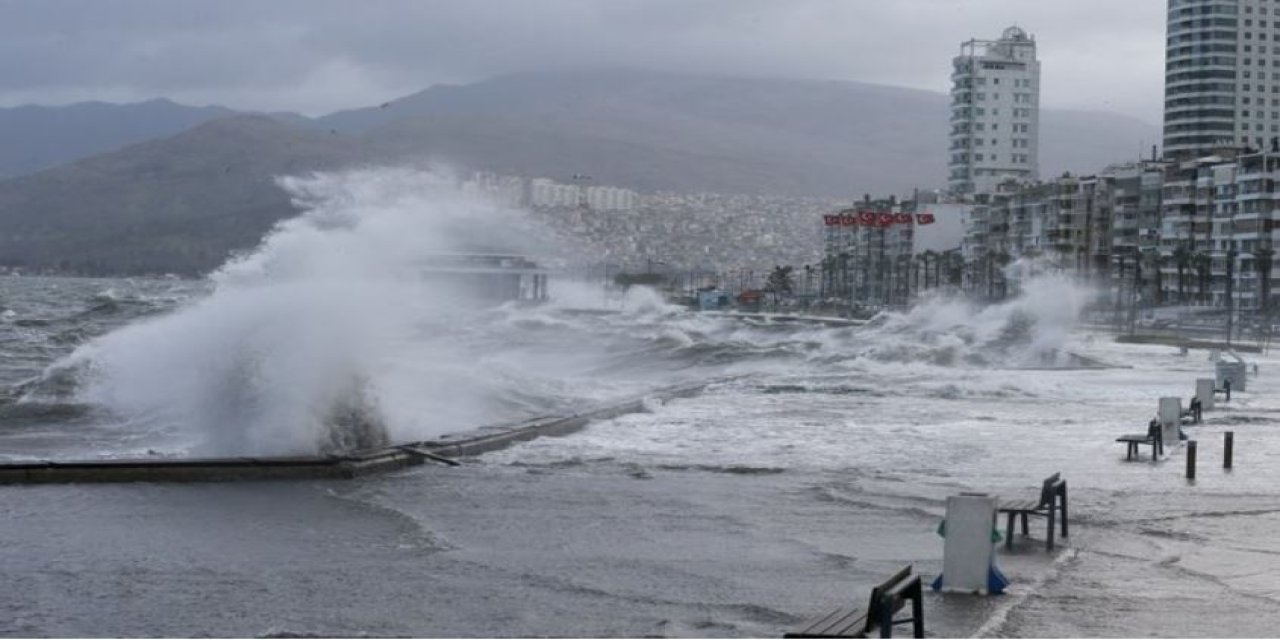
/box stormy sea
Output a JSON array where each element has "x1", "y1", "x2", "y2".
[{"x1": 4, "y1": 169, "x2": 1280, "y2": 637}]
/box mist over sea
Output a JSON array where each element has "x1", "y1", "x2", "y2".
[{"x1": 5, "y1": 169, "x2": 1280, "y2": 636}]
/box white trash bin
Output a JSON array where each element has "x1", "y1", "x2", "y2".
[{"x1": 933, "y1": 493, "x2": 1007, "y2": 594}]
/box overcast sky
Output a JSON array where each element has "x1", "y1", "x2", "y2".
[{"x1": 0, "y1": 0, "x2": 1166, "y2": 124}]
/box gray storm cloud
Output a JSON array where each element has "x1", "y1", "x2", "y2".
[{"x1": 0, "y1": 0, "x2": 1163, "y2": 122}]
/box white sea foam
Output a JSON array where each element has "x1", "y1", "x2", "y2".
[{"x1": 62, "y1": 167, "x2": 566, "y2": 456}]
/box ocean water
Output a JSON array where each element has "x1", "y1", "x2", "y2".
[{"x1": 3, "y1": 169, "x2": 1280, "y2": 636}]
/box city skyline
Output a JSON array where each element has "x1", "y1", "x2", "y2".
[{"x1": 0, "y1": 1, "x2": 1164, "y2": 124}]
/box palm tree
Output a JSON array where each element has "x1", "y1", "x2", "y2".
[
  {"x1": 919, "y1": 250, "x2": 934, "y2": 290},
  {"x1": 1173, "y1": 244, "x2": 1192, "y2": 304},
  {"x1": 1257, "y1": 247, "x2": 1274, "y2": 333},
  {"x1": 1149, "y1": 252, "x2": 1166, "y2": 306},
  {"x1": 994, "y1": 251, "x2": 1012, "y2": 299},
  {"x1": 765, "y1": 265, "x2": 795, "y2": 307},
  {"x1": 1193, "y1": 252, "x2": 1211, "y2": 305},
  {"x1": 945, "y1": 251, "x2": 964, "y2": 287}
]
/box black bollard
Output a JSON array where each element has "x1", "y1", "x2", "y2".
[
  {"x1": 1187, "y1": 440, "x2": 1197, "y2": 480},
  {"x1": 1225, "y1": 431, "x2": 1234, "y2": 469}
]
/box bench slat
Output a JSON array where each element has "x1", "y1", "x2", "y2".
[
  {"x1": 998, "y1": 499, "x2": 1040, "y2": 511},
  {"x1": 786, "y1": 607, "x2": 867, "y2": 638},
  {"x1": 1115, "y1": 434, "x2": 1154, "y2": 442}
]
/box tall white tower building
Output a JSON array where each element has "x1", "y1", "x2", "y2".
[
  {"x1": 948, "y1": 26, "x2": 1041, "y2": 196},
  {"x1": 1164, "y1": 0, "x2": 1280, "y2": 160}
]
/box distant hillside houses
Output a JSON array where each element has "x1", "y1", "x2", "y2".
[
  {"x1": 460, "y1": 172, "x2": 638, "y2": 211},
  {"x1": 456, "y1": 170, "x2": 843, "y2": 279}
]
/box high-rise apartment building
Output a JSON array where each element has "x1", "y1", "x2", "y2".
[
  {"x1": 948, "y1": 26, "x2": 1041, "y2": 197},
  {"x1": 1164, "y1": 0, "x2": 1280, "y2": 160}
]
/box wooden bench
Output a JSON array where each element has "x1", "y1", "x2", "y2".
[
  {"x1": 1116, "y1": 420, "x2": 1163, "y2": 462},
  {"x1": 1181, "y1": 397, "x2": 1202, "y2": 424},
  {"x1": 784, "y1": 565, "x2": 924, "y2": 639},
  {"x1": 1216, "y1": 379, "x2": 1232, "y2": 402},
  {"x1": 996, "y1": 473, "x2": 1068, "y2": 551}
]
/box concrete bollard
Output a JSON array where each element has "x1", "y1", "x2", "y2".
[
  {"x1": 1187, "y1": 440, "x2": 1197, "y2": 480},
  {"x1": 1159, "y1": 397, "x2": 1183, "y2": 447},
  {"x1": 1196, "y1": 378, "x2": 1216, "y2": 411},
  {"x1": 1225, "y1": 431, "x2": 1234, "y2": 469}
]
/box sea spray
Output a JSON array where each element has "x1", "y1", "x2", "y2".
[
  {"x1": 848, "y1": 263, "x2": 1095, "y2": 368},
  {"x1": 59, "y1": 167, "x2": 564, "y2": 456}
]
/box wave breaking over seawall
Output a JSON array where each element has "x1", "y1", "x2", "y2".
[
  {"x1": 3, "y1": 172, "x2": 1097, "y2": 461},
  {"x1": 40, "y1": 167, "x2": 585, "y2": 457}
]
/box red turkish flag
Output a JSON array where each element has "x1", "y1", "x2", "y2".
[{"x1": 916, "y1": 213, "x2": 936, "y2": 225}]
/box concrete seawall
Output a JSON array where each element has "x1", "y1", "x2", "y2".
[
  {"x1": 0, "y1": 380, "x2": 714, "y2": 485},
  {"x1": 702, "y1": 311, "x2": 864, "y2": 327}
]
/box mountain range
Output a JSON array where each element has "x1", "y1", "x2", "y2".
[{"x1": 0, "y1": 69, "x2": 1162, "y2": 275}]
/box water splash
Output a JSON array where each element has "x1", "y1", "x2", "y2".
[
  {"x1": 838, "y1": 267, "x2": 1094, "y2": 368},
  {"x1": 59, "y1": 167, "x2": 563, "y2": 456}
]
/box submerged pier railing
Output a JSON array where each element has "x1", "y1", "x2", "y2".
[{"x1": 0, "y1": 380, "x2": 714, "y2": 485}]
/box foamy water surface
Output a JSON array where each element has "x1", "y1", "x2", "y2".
[{"x1": 3, "y1": 169, "x2": 1280, "y2": 636}]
